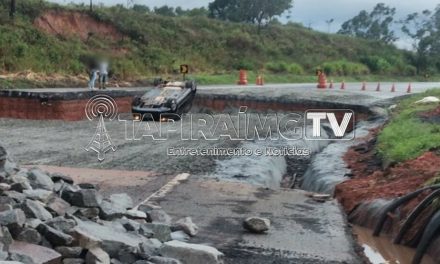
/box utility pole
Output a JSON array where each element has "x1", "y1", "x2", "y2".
[
  {"x1": 89, "y1": 0, "x2": 93, "y2": 12},
  {"x1": 9, "y1": 0, "x2": 16, "y2": 19}
]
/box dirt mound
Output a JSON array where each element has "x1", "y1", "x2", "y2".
[
  {"x1": 34, "y1": 10, "x2": 123, "y2": 41},
  {"x1": 335, "y1": 137, "x2": 440, "y2": 213}
]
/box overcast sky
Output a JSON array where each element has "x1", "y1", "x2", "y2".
[{"x1": 54, "y1": 0, "x2": 439, "y2": 48}]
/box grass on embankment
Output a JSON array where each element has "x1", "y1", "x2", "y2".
[{"x1": 377, "y1": 89, "x2": 440, "y2": 164}]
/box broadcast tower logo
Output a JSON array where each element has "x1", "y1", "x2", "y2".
[{"x1": 85, "y1": 95, "x2": 118, "y2": 161}]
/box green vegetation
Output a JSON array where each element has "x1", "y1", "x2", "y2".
[
  {"x1": 377, "y1": 89, "x2": 440, "y2": 163},
  {"x1": 425, "y1": 174, "x2": 440, "y2": 187},
  {"x1": 0, "y1": 0, "x2": 438, "y2": 87}
]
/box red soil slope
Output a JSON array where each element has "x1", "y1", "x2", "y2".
[{"x1": 34, "y1": 10, "x2": 123, "y2": 42}]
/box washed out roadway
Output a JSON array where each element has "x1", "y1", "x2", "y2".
[{"x1": 2, "y1": 82, "x2": 439, "y2": 263}]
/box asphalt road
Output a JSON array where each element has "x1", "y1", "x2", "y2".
[{"x1": 2, "y1": 82, "x2": 438, "y2": 263}]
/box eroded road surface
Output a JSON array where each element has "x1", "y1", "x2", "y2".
[{"x1": 2, "y1": 82, "x2": 439, "y2": 263}]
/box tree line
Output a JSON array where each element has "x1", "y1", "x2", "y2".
[{"x1": 338, "y1": 3, "x2": 440, "y2": 74}]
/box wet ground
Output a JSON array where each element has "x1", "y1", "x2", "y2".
[
  {"x1": 2, "y1": 83, "x2": 439, "y2": 263},
  {"x1": 353, "y1": 226, "x2": 435, "y2": 264}
]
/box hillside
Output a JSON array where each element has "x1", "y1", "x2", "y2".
[{"x1": 0, "y1": 1, "x2": 420, "y2": 87}]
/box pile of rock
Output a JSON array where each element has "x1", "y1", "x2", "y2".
[{"x1": 0, "y1": 145, "x2": 224, "y2": 264}]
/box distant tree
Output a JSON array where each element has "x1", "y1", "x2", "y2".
[
  {"x1": 208, "y1": 0, "x2": 239, "y2": 21},
  {"x1": 209, "y1": 0, "x2": 293, "y2": 32},
  {"x1": 132, "y1": 4, "x2": 150, "y2": 13},
  {"x1": 326, "y1": 18, "x2": 334, "y2": 33},
  {"x1": 186, "y1": 7, "x2": 209, "y2": 17},
  {"x1": 9, "y1": 0, "x2": 15, "y2": 19},
  {"x1": 399, "y1": 11, "x2": 431, "y2": 73},
  {"x1": 154, "y1": 5, "x2": 175, "y2": 17},
  {"x1": 175, "y1": 7, "x2": 208, "y2": 17},
  {"x1": 339, "y1": 3, "x2": 397, "y2": 43}
]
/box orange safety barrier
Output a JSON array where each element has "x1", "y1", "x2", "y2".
[
  {"x1": 407, "y1": 83, "x2": 412, "y2": 93},
  {"x1": 237, "y1": 70, "x2": 248, "y2": 85},
  {"x1": 256, "y1": 75, "x2": 264, "y2": 86},
  {"x1": 317, "y1": 73, "x2": 327, "y2": 89}
]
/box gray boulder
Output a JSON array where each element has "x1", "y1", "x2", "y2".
[
  {"x1": 45, "y1": 217, "x2": 76, "y2": 233},
  {"x1": 170, "y1": 231, "x2": 189, "y2": 242},
  {"x1": 148, "y1": 256, "x2": 182, "y2": 264},
  {"x1": 117, "y1": 218, "x2": 141, "y2": 232},
  {"x1": 9, "y1": 241, "x2": 62, "y2": 264},
  {"x1": 99, "y1": 200, "x2": 126, "y2": 220},
  {"x1": 109, "y1": 193, "x2": 133, "y2": 209},
  {"x1": 125, "y1": 210, "x2": 147, "y2": 220},
  {"x1": 46, "y1": 196, "x2": 71, "y2": 217},
  {"x1": 37, "y1": 224, "x2": 73, "y2": 247},
  {"x1": 160, "y1": 240, "x2": 224, "y2": 264},
  {"x1": 85, "y1": 247, "x2": 110, "y2": 264},
  {"x1": 21, "y1": 199, "x2": 53, "y2": 221},
  {"x1": 143, "y1": 223, "x2": 171, "y2": 242},
  {"x1": 16, "y1": 228, "x2": 41, "y2": 245},
  {"x1": 23, "y1": 190, "x2": 53, "y2": 203},
  {"x1": 147, "y1": 210, "x2": 172, "y2": 225},
  {"x1": 55, "y1": 246, "x2": 84, "y2": 258},
  {"x1": 0, "y1": 227, "x2": 13, "y2": 251},
  {"x1": 72, "y1": 219, "x2": 147, "y2": 257},
  {"x1": 63, "y1": 258, "x2": 85, "y2": 264},
  {"x1": 243, "y1": 217, "x2": 270, "y2": 234},
  {"x1": 63, "y1": 189, "x2": 102, "y2": 208},
  {"x1": 27, "y1": 169, "x2": 54, "y2": 191},
  {"x1": 172, "y1": 217, "x2": 198, "y2": 237},
  {"x1": 74, "y1": 208, "x2": 100, "y2": 220},
  {"x1": 0, "y1": 209, "x2": 26, "y2": 228},
  {"x1": 51, "y1": 173, "x2": 74, "y2": 185},
  {"x1": 4, "y1": 191, "x2": 26, "y2": 203},
  {"x1": 137, "y1": 239, "x2": 162, "y2": 258},
  {"x1": 10, "y1": 175, "x2": 32, "y2": 192},
  {"x1": 0, "y1": 183, "x2": 10, "y2": 191}
]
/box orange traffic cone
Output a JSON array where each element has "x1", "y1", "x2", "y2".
[
  {"x1": 376, "y1": 82, "x2": 381, "y2": 92},
  {"x1": 256, "y1": 75, "x2": 264, "y2": 86},
  {"x1": 341, "y1": 81, "x2": 345, "y2": 90},
  {"x1": 407, "y1": 83, "x2": 412, "y2": 93},
  {"x1": 391, "y1": 83, "x2": 396, "y2": 93},
  {"x1": 361, "y1": 81, "x2": 366, "y2": 91},
  {"x1": 317, "y1": 73, "x2": 327, "y2": 89},
  {"x1": 329, "y1": 80, "x2": 334, "y2": 89},
  {"x1": 237, "y1": 70, "x2": 248, "y2": 85}
]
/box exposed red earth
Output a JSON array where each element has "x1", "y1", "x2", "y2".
[{"x1": 336, "y1": 136, "x2": 440, "y2": 214}]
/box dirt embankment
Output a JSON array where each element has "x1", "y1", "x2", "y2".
[
  {"x1": 335, "y1": 107, "x2": 440, "y2": 214},
  {"x1": 34, "y1": 10, "x2": 123, "y2": 42}
]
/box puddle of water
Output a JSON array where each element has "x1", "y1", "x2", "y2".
[{"x1": 353, "y1": 226, "x2": 436, "y2": 264}]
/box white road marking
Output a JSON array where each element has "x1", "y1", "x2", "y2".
[{"x1": 135, "y1": 173, "x2": 190, "y2": 208}]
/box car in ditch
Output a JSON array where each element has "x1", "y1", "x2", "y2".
[{"x1": 132, "y1": 80, "x2": 197, "y2": 120}]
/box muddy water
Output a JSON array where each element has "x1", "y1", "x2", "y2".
[{"x1": 353, "y1": 226, "x2": 435, "y2": 264}]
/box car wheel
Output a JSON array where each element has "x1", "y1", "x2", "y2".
[{"x1": 132, "y1": 96, "x2": 141, "y2": 106}]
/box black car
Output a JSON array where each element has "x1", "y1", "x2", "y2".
[{"x1": 132, "y1": 80, "x2": 197, "y2": 120}]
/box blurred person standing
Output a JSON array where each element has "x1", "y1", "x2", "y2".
[
  {"x1": 98, "y1": 60, "x2": 109, "y2": 90},
  {"x1": 88, "y1": 67, "x2": 99, "y2": 90}
]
